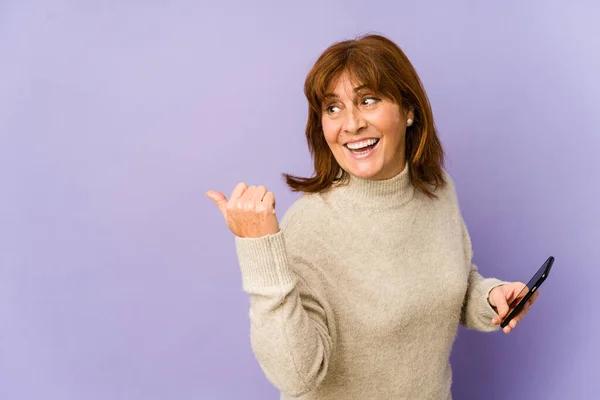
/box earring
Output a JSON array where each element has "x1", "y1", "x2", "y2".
[{"x1": 407, "y1": 118, "x2": 413, "y2": 126}]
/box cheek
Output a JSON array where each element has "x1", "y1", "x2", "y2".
[
  {"x1": 321, "y1": 120, "x2": 340, "y2": 145},
  {"x1": 378, "y1": 109, "x2": 403, "y2": 132},
  {"x1": 377, "y1": 113, "x2": 405, "y2": 143}
]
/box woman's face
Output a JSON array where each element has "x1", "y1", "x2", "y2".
[{"x1": 321, "y1": 72, "x2": 413, "y2": 180}]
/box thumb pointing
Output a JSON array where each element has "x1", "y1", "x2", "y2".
[{"x1": 206, "y1": 190, "x2": 228, "y2": 218}]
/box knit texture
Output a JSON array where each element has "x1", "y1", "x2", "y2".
[{"x1": 235, "y1": 165, "x2": 505, "y2": 399}]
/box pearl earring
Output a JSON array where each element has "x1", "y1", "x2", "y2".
[{"x1": 407, "y1": 118, "x2": 413, "y2": 126}]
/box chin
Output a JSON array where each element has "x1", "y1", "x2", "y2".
[{"x1": 345, "y1": 164, "x2": 384, "y2": 180}]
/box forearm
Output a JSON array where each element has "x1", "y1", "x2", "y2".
[{"x1": 236, "y1": 232, "x2": 333, "y2": 396}]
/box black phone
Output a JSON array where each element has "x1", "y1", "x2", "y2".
[{"x1": 500, "y1": 256, "x2": 554, "y2": 328}]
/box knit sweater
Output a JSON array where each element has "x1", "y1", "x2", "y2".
[{"x1": 234, "y1": 165, "x2": 505, "y2": 399}]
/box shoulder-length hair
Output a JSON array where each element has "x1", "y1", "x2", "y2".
[{"x1": 282, "y1": 34, "x2": 446, "y2": 198}]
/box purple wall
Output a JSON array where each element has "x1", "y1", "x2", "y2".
[{"x1": 2, "y1": 1, "x2": 598, "y2": 399}]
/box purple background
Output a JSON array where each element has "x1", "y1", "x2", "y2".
[{"x1": 2, "y1": 1, "x2": 599, "y2": 399}]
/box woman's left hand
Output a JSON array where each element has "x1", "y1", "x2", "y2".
[{"x1": 488, "y1": 282, "x2": 540, "y2": 334}]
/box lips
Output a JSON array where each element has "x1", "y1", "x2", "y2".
[
  {"x1": 344, "y1": 137, "x2": 380, "y2": 147},
  {"x1": 345, "y1": 138, "x2": 381, "y2": 159}
]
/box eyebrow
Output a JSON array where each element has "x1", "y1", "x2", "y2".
[{"x1": 324, "y1": 84, "x2": 370, "y2": 99}]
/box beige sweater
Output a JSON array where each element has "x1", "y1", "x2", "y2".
[{"x1": 235, "y1": 165, "x2": 504, "y2": 399}]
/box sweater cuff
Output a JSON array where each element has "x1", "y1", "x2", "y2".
[
  {"x1": 480, "y1": 278, "x2": 507, "y2": 320},
  {"x1": 235, "y1": 231, "x2": 296, "y2": 293}
]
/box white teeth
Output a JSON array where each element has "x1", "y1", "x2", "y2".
[{"x1": 346, "y1": 138, "x2": 379, "y2": 150}]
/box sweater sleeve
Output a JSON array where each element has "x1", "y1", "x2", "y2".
[
  {"x1": 459, "y1": 216, "x2": 507, "y2": 332},
  {"x1": 234, "y1": 226, "x2": 335, "y2": 396}
]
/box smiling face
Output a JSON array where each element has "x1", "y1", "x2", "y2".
[{"x1": 321, "y1": 72, "x2": 414, "y2": 181}]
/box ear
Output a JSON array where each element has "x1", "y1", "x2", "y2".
[{"x1": 402, "y1": 106, "x2": 415, "y2": 127}]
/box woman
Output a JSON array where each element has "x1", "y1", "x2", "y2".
[{"x1": 206, "y1": 34, "x2": 539, "y2": 399}]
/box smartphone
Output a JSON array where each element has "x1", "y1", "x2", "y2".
[{"x1": 500, "y1": 256, "x2": 554, "y2": 328}]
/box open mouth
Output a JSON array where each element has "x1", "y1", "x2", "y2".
[{"x1": 345, "y1": 138, "x2": 380, "y2": 156}]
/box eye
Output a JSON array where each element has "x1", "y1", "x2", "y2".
[
  {"x1": 325, "y1": 104, "x2": 341, "y2": 114},
  {"x1": 362, "y1": 96, "x2": 380, "y2": 106}
]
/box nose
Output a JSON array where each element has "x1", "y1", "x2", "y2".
[{"x1": 343, "y1": 105, "x2": 367, "y2": 135}]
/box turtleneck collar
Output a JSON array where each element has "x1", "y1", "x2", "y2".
[{"x1": 329, "y1": 163, "x2": 415, "y2": 209}]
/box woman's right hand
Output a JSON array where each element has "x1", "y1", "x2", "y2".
[{"x1": 206, "y1": 183, "x2": 280, "y2": 238}]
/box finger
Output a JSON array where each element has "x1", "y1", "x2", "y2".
[
  {"x1": 509, "y1": 307, "x2": 526, "y2": 328},
  {"x1": 230, "y1": 182, "x2": 248, "y2": 202},
  {"x1": 252, "y1": 186, "x2": 268, "y2": 204},
  {"x1": 263, "y1": 191, "x2": 277, "y2": 214},
  {"x1": 530, "y1": 290, "x2": 540, "y2": 305},
  {"x1": 492, "y1": 314, "x2": 502, "y2": 325},
  {"x1": 206, "y1": 190, "x2": 228, "y2": 218},
  {"x1": 509, "y1": 283, "x2": 527, "y2": 304},
  {"x1": 516, "y1": 297, "x2": 537, "y2": 322},
  {"x1": 491, "y1": 290, "x2": 510, "y2": 319},
  {"x1": 516, "y1": 298, "x2": 534, "y2": 321},
  {"x1": 518, "y1": 293, "x2": 536, "y2": 315},
  {"x1": 239, "y1": 186, "x2": 256, "y2": 209}
]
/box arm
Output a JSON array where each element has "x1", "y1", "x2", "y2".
[
  {"x1": 206, "y1": 183, "x2": 334, "y2": 396},
  {"x1": 235, "y1": 229, "x2": 335, "y2": 396},
  {"x1": 459, "y1": 215, "x2": 506, "y2": 332}
]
